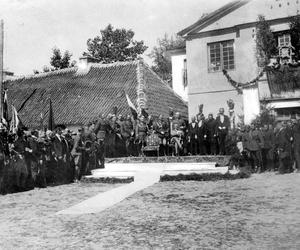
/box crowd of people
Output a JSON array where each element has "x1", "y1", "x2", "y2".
[
  {"x1": 236, "y1": 119, "x2": 300, "y2": 174},
  {"x1": 0, "y1": 106, "x2": 299, "y2": 194}
]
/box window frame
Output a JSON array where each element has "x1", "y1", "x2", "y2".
[
  {"x1": 207, "y1": 40, "x2": 235, "y2": 73},
  {"x1": 278, "y1": 33, "x2": 291, "y2": 47}
]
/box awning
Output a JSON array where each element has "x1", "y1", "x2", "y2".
[{"x1": 266, "y1": 100, "x2": 300, "y2": 109}]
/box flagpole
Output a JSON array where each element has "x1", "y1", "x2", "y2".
[{"x1": 0, "y1": 20, "x2": 4, "y2": 119}]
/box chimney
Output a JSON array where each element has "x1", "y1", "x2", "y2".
[
  {"x1": 78, "y1": 55, "x2": 101, "y2": 69},
  {"x1": 3, "y1": 70, "x2": 15, "y2": 81}
]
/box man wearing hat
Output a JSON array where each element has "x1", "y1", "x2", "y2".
[{"x1": 52, "y1": 124, "x2": 69, "y2": 183}]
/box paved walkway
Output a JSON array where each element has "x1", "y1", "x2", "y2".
[
  {"x1": 56, "y1": 162, "x2": 227, "y2": 215},
  {"x1": 56, "y1": 168, "x2": 162, "y2": 215}
]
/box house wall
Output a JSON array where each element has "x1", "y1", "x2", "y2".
[
  {"x1": 171, "y1": 54, "x2": 188, "y2": 101},
  {"x1": 186, "y1": 26, "x2": 258, "y2": 121},
  {"x1": 185, "y1": 0, "x2": 298, "y2": 123}
]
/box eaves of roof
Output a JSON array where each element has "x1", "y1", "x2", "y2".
[{"x1": 178, "y1": 0, "x2": 251, "y2": 37}]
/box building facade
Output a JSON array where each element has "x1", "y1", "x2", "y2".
[{"x1": 177, "y1": 0, "x2": 300, "y2": 123}]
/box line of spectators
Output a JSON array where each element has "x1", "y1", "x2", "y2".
[{"x1": 234, "y1": 119, "x2": 300, "y2": 174}]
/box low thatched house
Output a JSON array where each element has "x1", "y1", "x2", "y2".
[{"x1": 4, "y1": 59, "x2": 188, "y2": 129}]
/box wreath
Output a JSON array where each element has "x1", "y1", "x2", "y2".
[{"x1": 222, "y1": 69, "x2": 265, "y2": 94}]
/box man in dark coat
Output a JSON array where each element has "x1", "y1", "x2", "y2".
[
  {"x1": 188, "y1": 116, "x2": 198, "y2": 155},
  {"x1": 215, "y1": 108, "x2": 230, "y2": 155},
  {"x1": 12, "y1": 129, "x2": 30, "y2": 191},
  {"x1": 205, "y1": 113, "x2": 217, "y2": 155},
  {"x1": 275, "y1": 121, "x2": 292, "y2": 174},
  {"x1": 292, "y1": 119, "x2": 300, "y2": 172},
  {"x1": 261, "y1": 124, "x2": 275, "y2": 171},
  {"x1": 76, "y1": 126, "x2": 91, "y2": 179},
  {"x1": 52, "y1": 125, "x2": 68, "y2": 183}
]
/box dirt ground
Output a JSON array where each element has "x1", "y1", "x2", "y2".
[{"x1": 0, "y1": 173, "x2": 300, "y2": 250}]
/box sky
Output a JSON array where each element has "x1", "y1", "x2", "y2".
[{"x1": 0, "y1": 0, "x2": 232, "y2": 75}]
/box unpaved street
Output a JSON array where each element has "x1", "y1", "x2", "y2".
[{"x1": 0, "y1": 173, "x2": 300, "y2": 249}]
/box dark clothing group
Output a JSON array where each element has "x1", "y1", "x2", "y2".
[
  {"x1": 238, "y1": 121, "x2": 300, "y2": 174},
  {"x1": 0, "y1": 126, "x2": 105, "y2": 195},
  {"x1": 92, "y1": 113, "x2": 232, "y2": 158}
]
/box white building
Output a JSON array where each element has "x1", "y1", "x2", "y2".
[{"x1": 175, "y1": 0, "x2": 300, "y2": 123}]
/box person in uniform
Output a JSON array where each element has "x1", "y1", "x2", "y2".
[
  {"x1": 275, "y1": 120, "x2": 292, "y2": 174},
  {"x1": 71, "y1": 129, "x2": 82, "y2": 180},
  {"x1": 116, "y1": 115, "x2": 126, "y2": 157},
  {"x1": 245, "y1": 123, "x2": 264, "y2": 173},
  {"x1": 63, "y1": 129, "x2": 76, "y2": 182},
  {"x1": 94, "y1": 114, "x2": 108, "y2": 168},
  {"x1": 106, "y1": 114, "x2": 117, "y2": 158},
  {"x1": 284, "y1": 121, "x2": 294, "y2": 172},
  {"x1": 170, "y1": 112, "x2": 186, "y2": 156},
  {"x1": 188, "y1": 116, "x2": 198, "y2": 155},
  {"x1": 76, "y1": 126, "x2": 90, "y2": 180},
  {"x1": 215, "y1": 108, "x2": 230, "y2": 155},
  {"x1": 292, "y1": 119, "x2": 300, "y2": 172},
  {"x1": 153, "y1": 114, "x2": 170, "y2": 156},
  {"x1": 135, "y1": 116, "x2": 148, "y2": 156},
  {"x1": 121, "y1": 114, "x2": 135, "y2": 156}
]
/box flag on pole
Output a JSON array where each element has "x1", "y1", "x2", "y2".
[
  {"x1": 47, "y1": 99, "x2": 55, "y2": 131},
  {"x1": 9, "y1": 105, "x2": 19, "y2": 133},
  {"x1": 125, "y1": 93, "x2": 138, "y2": 120},
  {"x1": 2, "y1": 89, "x2": 8, "y2": 122},
  {"x1": 1, "y1": 89, "x2": 8, "y2": 128}
]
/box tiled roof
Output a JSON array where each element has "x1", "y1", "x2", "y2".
[
  {"x1": 4, "y1": 60, "x2": 188, "y2": 128},
  {"x1": 178, "y1": 0, "x2": 251, "y2": 37}
]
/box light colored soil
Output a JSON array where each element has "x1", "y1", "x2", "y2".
[{"x1": 1, "y1": 173, "x2": 300, "y2": 250}]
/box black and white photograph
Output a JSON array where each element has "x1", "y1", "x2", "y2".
[{"x1": 0, "y1": 0, "x2": 300, "y2": 249}]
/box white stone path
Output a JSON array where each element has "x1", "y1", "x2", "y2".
[
  {"x1": 56, "y1": 168, "x2": 161, "y2": 215},
  {"x1": 56, "y1": 162, "x2": 228, "y2": 215}
]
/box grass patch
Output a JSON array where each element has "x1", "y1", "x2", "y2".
[
  {"x1": 80, "y1": 176, "x2": 134, "y2": 184},
  {"x1": 160, "y1": 169, "x2": 251, "y2": 182}
]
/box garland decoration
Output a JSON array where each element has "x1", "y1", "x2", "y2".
[{"x1": 222, "y1": 69, "x2": 265, "y2": 94}]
